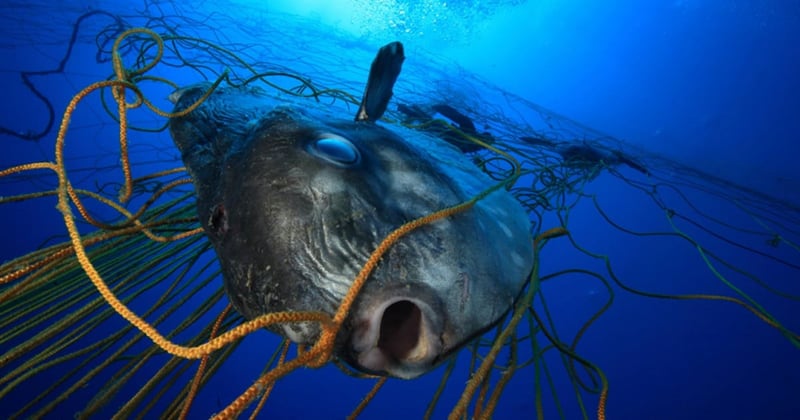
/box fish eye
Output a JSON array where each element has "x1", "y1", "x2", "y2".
[{"x1": 308, "y1": 133, "x2": 360, "y2": 166}]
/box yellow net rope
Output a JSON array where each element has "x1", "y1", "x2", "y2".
[{"x1": 0, "y1": 23, "x2": 582, "y2": 418}]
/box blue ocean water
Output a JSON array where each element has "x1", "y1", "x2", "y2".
[{"x1": 1, "y1": 1, "x2": 798, "y2": 419}]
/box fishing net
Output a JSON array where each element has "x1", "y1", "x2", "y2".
[{"x1": 1, "y1": 1, "x2": 798, "y2": 419}]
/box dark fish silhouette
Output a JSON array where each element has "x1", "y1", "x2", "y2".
[
  {"x1": 519, "y1": 135, "x2": 556, "y2": 147},
  {"x1": 431, "y1": 103, "x2": 477, "y2": 134},
  {"x1": 398, "y1": 102, "x2": 494, "y2": 153},
  {"x1": 397, "y1": 103, "x2": 430, "y2": 122},
  {"x1": 168, "y1": 42, "x2": 533, "y2": 379}
]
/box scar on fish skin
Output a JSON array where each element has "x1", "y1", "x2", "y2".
[{"x1": 457, "y1": 272, "x2": 469, "y2": 312}]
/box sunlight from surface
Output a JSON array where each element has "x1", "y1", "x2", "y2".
[{"x1": 234, "y1": 0, "x2": 529, "y2": 43}]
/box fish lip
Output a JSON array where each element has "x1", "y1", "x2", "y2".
[{"x1": 347, "y1": 295, "x2": 444, "y2": 379}]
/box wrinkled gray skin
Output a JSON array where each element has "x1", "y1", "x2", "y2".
[{"x1": 168, "y1": 85, "x2": 534, "y2": 379}]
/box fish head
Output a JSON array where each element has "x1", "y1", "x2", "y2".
[{"x1": 169, "y1": 86, "x2": 534, "y2": 379}]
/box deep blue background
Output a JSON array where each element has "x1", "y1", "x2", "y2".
[{"x1": 271, "y1": 0, "x2": 800, "y2": 201}]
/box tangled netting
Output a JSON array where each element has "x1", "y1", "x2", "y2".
[{"x1": 1, "y1": 1, "x2": 798, "y2": 419}]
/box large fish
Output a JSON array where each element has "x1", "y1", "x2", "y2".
[{"x1": 168, "y1": 42, "x2": 534, "y2": 379}]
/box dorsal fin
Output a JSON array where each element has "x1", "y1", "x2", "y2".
[{"x1": 355, "y1": 41, "x2": 405, "y2": 122}]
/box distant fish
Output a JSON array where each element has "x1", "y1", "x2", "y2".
[
  {"x1": 519, "y1": 135, "x2": 556, "y2": 148},
  {"x1": 168, "y1": 42, "x2": 533, "y2": 379},
  {"x1": 558, "y1": 144, "x2": 606, "y2": 165},
  {"x1": 556, "y1": 144, "x2": 650, "y2": 176},
  {"x1": 397, "y1": 103, "x2": 430, "y2": 122},
  {"x1": 611, "y1": 151, "x2": 650, "y2": 175},
  {"x1": 355, "y1": 41, "x2": 404, "y2": 122},
  {"x1": 398, "y1": 102, "x2": 493, "y2": 153},
  {"x1": 431, "y1": 103, "x2": 477, "y2": 134}
]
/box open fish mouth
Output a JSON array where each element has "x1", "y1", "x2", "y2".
[{"x1": 349, "y1": 296, "x2": 444, "y2": 378}]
